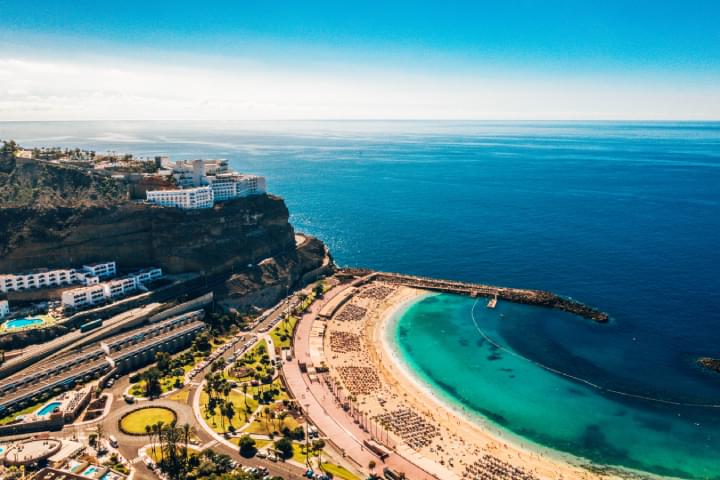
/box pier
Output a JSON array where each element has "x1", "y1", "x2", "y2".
[{"x1": 359, "y1": 271, "x2": 609, "y2": 322}]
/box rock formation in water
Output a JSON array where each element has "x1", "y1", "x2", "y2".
[{"x1": 697, "y1": 357, "x2": 720, "y2": 374}]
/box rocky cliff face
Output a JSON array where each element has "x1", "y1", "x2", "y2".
[{"x1": 0, "y1": 152, "x2": 333, "y2": 308}]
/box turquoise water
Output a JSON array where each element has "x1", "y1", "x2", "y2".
[
  {"x1": 392, "y1": 294, "x2": 719, "y2": 479},
  {"x1": 37, "y1": 401, "x2": 61, "y2": 416},
  {"x1": 3, "y1": 318, "x2": 44, "y2": 329},
  {"x1": 82, "y1": 466, "x2": 99, "y2": 476}
]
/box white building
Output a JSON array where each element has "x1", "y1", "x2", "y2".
[
  {"x1": 61, "y1": 267, "x2": 163, "y2": 310},
  {"x1": 0, "y1": 300, "x2": 9, "y2": 319},
  {"x1": 134, "y1": 267, "x2": 163, "y2": 284},
  {"x1": 146, "y1": 159, "x2": 266, "y2": 210},
  {"x1": 146, "y1": 186, "x2": 214, "y2": 209},
  {"x1": 209, "y1": 173, "x2": 267, "y2": 200},
  {"x1": 82, "y1": 262, "x2": 116, "y2": 278},
  {"x1": 61, "y1": 284, "x2": 107, "y2": 310},
  {"x1": 0, "y1": 262, "x2": 116, "y2": 293}
]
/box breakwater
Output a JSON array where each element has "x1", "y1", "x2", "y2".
[{"x1": 362, "y1": 271, "x2": 609, "y2": 322}]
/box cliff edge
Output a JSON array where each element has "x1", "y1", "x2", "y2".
[{"x1": 0, "y1": 144, "x2": 334, "y2": 309}]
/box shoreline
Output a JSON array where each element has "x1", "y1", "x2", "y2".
[{"x1": 366, "y1": 286, "x2": 661, "y2": 480}]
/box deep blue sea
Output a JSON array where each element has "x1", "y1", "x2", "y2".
[{"x1": 2, "y1": 121, "x2": 719, "y2": 478}]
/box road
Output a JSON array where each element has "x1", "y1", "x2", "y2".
[{"x1": 94, "y1": 299, "x2": 309, "y2": 480}]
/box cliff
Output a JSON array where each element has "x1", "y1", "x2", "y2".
[{"x1": 0, "y1": 149, "x2": 333, "y2": 309}]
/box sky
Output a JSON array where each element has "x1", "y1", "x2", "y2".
[{"x1": 0, "y1": 0, "x2": 719, "y2": 121}]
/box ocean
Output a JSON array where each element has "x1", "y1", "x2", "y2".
[{"x1": 1, "y1": 120, "x2": 719, "y2": 478}]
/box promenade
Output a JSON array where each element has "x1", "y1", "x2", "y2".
[{"x1": 283, "y1": 281, "x2": 443, "y2": 480}]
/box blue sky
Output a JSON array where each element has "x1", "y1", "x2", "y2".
[{"x1": 1, "y1": 0, "x2": 719, "y2": 120}]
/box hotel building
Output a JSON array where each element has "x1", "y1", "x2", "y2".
[
  {"x1": 0, "y1": 262, "x2": 116, "y2": 293},
  {"x1": 0, "y1": 300, "x2": 9, "y2": 319},
  {"x1": 146, "y1": 185, "x2": 214, "y2": 209},
  {"x1": 146, "y1": 159, "x2": 265, "y2": 209},
  {"x1": 61, "y1": 267, "x2": 162, "y2": 310},
  {"x1": 209, "y1": 172, "x2": 267, "y2": 200}
]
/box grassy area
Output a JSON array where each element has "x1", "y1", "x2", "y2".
[
  {"x1": 148, "y1": 446, "x2": 200, "y2": 463},
  {"x1": 291, "y1": 442, "x2": 320, "y2": 465},
  {"x1": 244, "y1": 414, "x2": 301, "y2": 436},
  {"x1": 200, "y1": 390, "x2": 255, "y2": 433},
  {"x1": 248, "y1": 378, "x2": 289, "y2": 403},
  {"x1": 129, "y1": 375, "x2": 184, "y2": 397},
  {"x1": 120, "y1": 407, "x2": 176, "y2": 435},
  {"x1": 227, "y1": 339, "x2": 271, "y2": 382},
  {"x1": 167, "y1": 390, "x2": 190, "y2": 403},
  {"x1": 321, "y1": 463, "x2": 361, "y2": 480},
  {"x1": 0, "y1": 400, "x2": 44, "y2": 425},
  {"x1": 270, "y1": 315, "x2": 298, "y2": 350},
  {"x1": 147, "y1": 446, "x2": 163, "y2": 463}
]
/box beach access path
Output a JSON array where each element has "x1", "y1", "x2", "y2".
[{"x1": 284, "y1": 281, "x2": 442, "y2": 480}]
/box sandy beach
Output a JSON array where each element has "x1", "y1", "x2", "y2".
[{"x1": 321, "y1": 280, "x2": 638, "y2": 480}]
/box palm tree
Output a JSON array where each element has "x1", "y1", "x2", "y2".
[
  {"x1": 181, "y1": 423, "x2": 192, "y2": 469},
  {"x1": 263, "y1": 407, "x2": 272, "y2": 434},
  {"x1": 223, "y1": 401, "x2": 236, "y2": 432},
  {"x1": 277, "y1": 411, "x2": 287, "y2": 431},
  {"x1": 95, "y1": 423, "x2": 105, "y2": 450},
  {"x1": 241, "y1": 382, "x2": 250, "y2": 421},
  {"x1": 145, "y1": 424, "x2": 154, "y2": 458}
]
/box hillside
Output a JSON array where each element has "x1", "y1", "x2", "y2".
[{"x1": 0, "y1": 142, "x2": 333, "y2": 309}]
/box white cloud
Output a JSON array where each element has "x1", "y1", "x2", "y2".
[{"x1": 0, "y1": 56, "x2": 718, "y2": 120}]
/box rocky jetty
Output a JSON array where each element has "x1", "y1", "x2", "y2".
[
  {"x1": 697, "y1": 357, "x2": 720, "y2": 374},
  {"x1": 374, "y1": 272, "x2": 609, "y2": 322}
]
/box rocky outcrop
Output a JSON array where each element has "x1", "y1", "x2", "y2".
[
  {"x1": 373, "y1": 272, "x2": 609, "y2": 322},
  {"x1": 0, "y1": 153, "x2": 334, "y2": 311},
  {"x1": 697, "y1": 357, "x2": 720, "y2": 374}
]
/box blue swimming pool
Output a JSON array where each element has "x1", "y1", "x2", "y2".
[
  {"x1": 82, "y1": 466, "x2": 99, "y2": 476},
  {"x1": 3, "y1": 318, "x2": 44, "y2": 330},
  {"x1": 36, "y1": 401, "x2": 61, "y2": 416}
]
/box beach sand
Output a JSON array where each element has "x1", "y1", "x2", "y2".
[{"x1": 322, "y1": 281, "x2": 634, "y2": 480}]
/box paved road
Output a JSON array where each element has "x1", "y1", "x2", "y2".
[
  {"x1": 284, "y1": 283, "x2": 439, "y2": 480},
  {"x1": 2, "y1": 290, "x2": 322, "y2": 480}
]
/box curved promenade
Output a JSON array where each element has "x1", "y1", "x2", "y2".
[{"x1": 284, "y1": 280, "x2": 446, "y2": 480}]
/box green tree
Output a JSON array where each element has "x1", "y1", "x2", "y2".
[
  {"x1": 274, "y1": 437, "x2": 293, "y2": 459},
  {"x1": 238, "y1": 435, "x2": 256, "y2": 457},
  {"x1": 143, "y1": 367, "x2": 163, "y2": 398},
  {"x1": 155, "y1": 351, "x2": 171, "y2": 374}
]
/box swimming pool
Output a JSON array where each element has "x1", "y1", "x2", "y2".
[
  {"x1": 36, "y1": 401, "x2": 61, "y2": 416},
  {"x1": 82, "y1": 466, "x2": 99, "y2": 476},
  {"x1": 2, "y1": 317, "x2": 44, "y2": 330}
]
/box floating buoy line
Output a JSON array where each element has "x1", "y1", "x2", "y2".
[{"x1": 470, "y1": 298, "x2": 720, "y2": 409}]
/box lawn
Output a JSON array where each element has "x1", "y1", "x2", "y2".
[
  {"x1": 227, "y1": 339, "x2": 271, "y2": 381},
  {"x1": 120, "y1": 407, "x2": 176, "y2": 435},
  {"x1": 291, "y1": 442, "x2": 320, "y2": 465},
  {"x1": 148, "y1": 446, "x2": 200, "y2": 463},
  {"x1": 248, "y1": 378, "x2": 289, "y2": 403},
  {"x1": 270, "y1": 315, "x2": 298, "y2": 350},
  {"x1": 200, "y1": 390, "x2": 255, "y2": 433},
  {"x1": 129, "y1": 375, "x2": 184, "y2": 397},
  {"x1": 245, "y1": 414, "x2": 300, "y2": 436},
  {"x1": 167, "y1": 390, "x2": 190, "y2": 403},
  {"x1": 321, "y1": 463, "x2": 360, "y2": 480},
  {"x1": 0, "y1": 400, "x2": 45, "y2": 425}
]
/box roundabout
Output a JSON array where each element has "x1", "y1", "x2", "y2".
[{"x1": 119, "y1": 406, "x2": 177, "y2": 435}]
